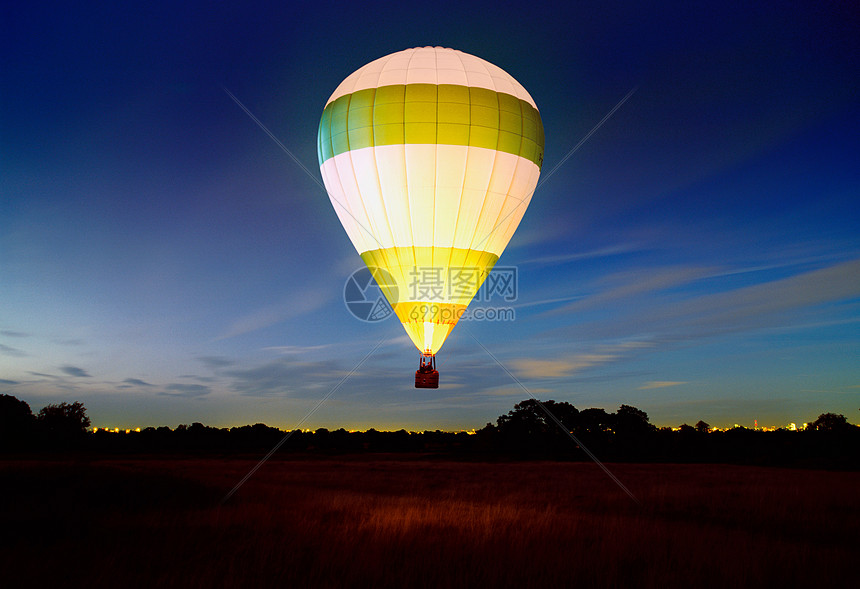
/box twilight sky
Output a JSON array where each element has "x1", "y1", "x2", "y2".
[{"x1": 2, "y1": 1, "x2": 858, "y2": 430}]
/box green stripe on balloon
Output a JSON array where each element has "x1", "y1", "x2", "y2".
[{"x1": 318, "y1": 84, "x2": 544, "y2": 167}]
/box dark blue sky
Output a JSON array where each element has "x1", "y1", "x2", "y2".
[{"x1": 2, "y1": 1, "x2": 858, "y2": 429}]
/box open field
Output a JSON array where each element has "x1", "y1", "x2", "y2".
[{"x1": 2, "y1": 457, "x2": 857, "y2": 587}]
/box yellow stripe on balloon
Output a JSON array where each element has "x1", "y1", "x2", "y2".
[{"x1": 360, "y1": 246, "x2": 498, "y2": 355}]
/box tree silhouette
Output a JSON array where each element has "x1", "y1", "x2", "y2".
[
  {"x1": 614, "y1": 404, "x2": 655, "y2": 436},
  {"x1": 0, "y1": 394, "x2": 36, "y2": 449},
  {"x1": 695, "y1": 420, "x2": 710, "y2": 433},
  {"x1": 577, "y1": 408, "x2": 612, "y2": 437},
  {"x1": 609, "y1": 404, "x2": 656, "y2": 459},
  {"x1": 809, "y1": 413, "x2": 851, "y2": 432},
  {"x1": 497, "y1": 399, "x2": 579, "y2": 436},
  {"x1": 37, "y1": 402, "x2": 91, "y2": 440},
  {"x1": 495, "y1": 399, "x2": 579, "y2": 452}
]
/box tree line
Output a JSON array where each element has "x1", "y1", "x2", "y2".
[
  {"x1": 1, "y1": 394, "x2": 857, "y2": 467},
  {"x1": 0, "y1": 395, "x2": 90, "y2": 450}
]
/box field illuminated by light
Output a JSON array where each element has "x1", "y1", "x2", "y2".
[{"x1": 3, "y1": 457, "x2": 856, "y2": 587}]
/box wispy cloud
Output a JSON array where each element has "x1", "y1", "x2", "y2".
[
  {"x1": 60, "y1": 365, "x2": 91, "y2": 378},
  {"x1": 262, "y1": 344, "x2": 332, "y2": 355},
  {"x1": 197, "y1": 356, "x2": 235, "y2": 369},
  {"x1": 217, "y1": 287, "x2": 332, "y2": 340},
  {"x1": 158, "y1": 383, "x2": 212, "y2": 398},
  {"x1": 638, "y1": 381, "x2": 688, "y2": 390},
  {"x1": 518, "y1": 243, "x2": 641, "y2": 267},
  {"x1": 547, "y1": 265, "x2": 714, "y2": 316},
  {"x1": 0, "y1": 379, "x2": 20, "y2": 385},
  {"x1": 476, "y1": 386, "x2": 554, "y2": 397},
  {"x1": 0, "y1": 343, "x2": 27, "y2": 357},
  {"x1": 673, "y1": 258, "x2": 860, "y2": 333},
  {"x1": 0, "y1": 330, "x2": 29, "y2": 338},
  {"x1": 510, "y1": 340, "x2": 655, "y2": 381},
  {"x1": 548, "y1": 258, "x2": 860, "y2": 345},
  {"x1": 224, "y1": 357, "x2": 346, "y2": 397},
  {"x1": 512, "y1": 295, "x2": 583, "y2": 310},
  {"x1": 511, "y1": 355, "x2": 618, "y2": 379},
  {"x1": 177, "y1": 374, "x2": 219, "y2": 383},
  {"x1": 706, "y1": 253, "x2": 844, "y2": 279},
  {"x1": 28, "y1": 372, "x2": 60, "y2": 379},
  {"x1": 123, "y1": 378, "x2": 154, "y2": 387}
]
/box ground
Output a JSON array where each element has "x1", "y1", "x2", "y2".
[{"x1": 2, "y1": 456, "x2": 856, "y2": 587}]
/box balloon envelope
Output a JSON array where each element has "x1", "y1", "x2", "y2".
[{"x1": 318, "y1": 47, "x2": 544, "y2": 355}]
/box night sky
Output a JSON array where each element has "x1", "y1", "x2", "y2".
[{"x1": 2, "y1": 1, "x2": 857, "y2": 430}]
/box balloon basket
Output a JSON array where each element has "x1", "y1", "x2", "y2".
[{"x1": 415, "y1": 353, "x2": 439, "y2": 389}]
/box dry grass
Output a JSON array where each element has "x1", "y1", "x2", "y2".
[{"x1": 1, "y1": 457, "x2": 856, "y2": 587}]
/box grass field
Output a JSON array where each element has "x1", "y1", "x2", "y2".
[{"x1": 2, "y1": 456, "x2": 856, "y2": 587}]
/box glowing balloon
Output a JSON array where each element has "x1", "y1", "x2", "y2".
[{"x1": 317, "y1": 47, "x2": 543, "y2": 369}]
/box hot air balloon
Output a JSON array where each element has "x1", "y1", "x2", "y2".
[{"x1": 317, "y1": 47, "x2": 544, "y2": 388}]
